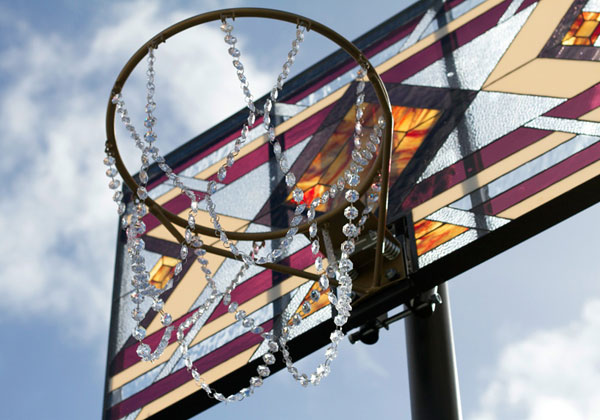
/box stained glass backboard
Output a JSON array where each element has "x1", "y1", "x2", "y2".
[{"x1": 104, "y1": 1, "x2": 600, "y2": 418}]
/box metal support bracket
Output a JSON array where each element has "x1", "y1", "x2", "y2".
[{"x1": 348, "y1": 289, "x2": 442, "y2": 344}]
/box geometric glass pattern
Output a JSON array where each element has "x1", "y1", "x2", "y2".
[
  {"x1": 149, "y1": 256, "x2": 179, "y2": 289},
  {"x1": 105, "y1": 1, "x2": 600, "y2": 418},
  {"x1": 562, "y1": 12, "x2": 600, "y2": 45}
]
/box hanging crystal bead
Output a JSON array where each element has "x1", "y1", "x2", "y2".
[
  {"x1": 344, "y1": 206, "x2": 358, "y2": 220},
  {"x1": 341, "y1": 240, "x2": 355, "y2": 254},
  {"x1": 113, "y1": 190, "x2": 123, "y2": 202},
  {"x1": 279, "y1": 156, "x2": 289, "y2": 172},
  {"x1": 227, "y1": 302, "x2": 238, "y2": 313},
  {"x1": 310, "y1": 289, "x2": 320, "y2": 302},
  {"x1": 175, "y1": 262, "x2": 186, "y2": 278},
  {"x1": 271, "y1": 248, "x2": 283, "y2": 260},
  {"x1": 302, "y1": 301, "x2": 312, "y2": 314},
  {"x1": 311, "y1": 240, "x2": 319, "y2": 254},
  {"x1": 180, "y1": 245, "x2": 188, "y2": 260},
  {"x1": 161, "y1": 313, "x2": 172, "y2": 326},
  {"x1": 220, "y1": 23, "x2": 233, "y2": 32},
  {"x1": 132, "y1": 325, "x2": 146, "y2": 340},
  {"x1": 319, "y1": 274, "x2": 329, "y2": 290},
  {"x1": 108, "y1": 179, "x2": 120, "y2": 190},
  {"x1": 152, "y1": 299, "x2": 164, "y2": 312},
  {"x1": 334, "y1": 315, "x2": 347, "y2": 326},
  {"x1": 330, "y1": 185, "x2": 338, "y2": 198},
  {"x1": 136, "y1": 343, "x2": 151, "y2": 360},
  {"x1": 366, "y1": 141, "x2": 377, "y2": 153},
  {"x1": 242, "y1": 317, "x2": 255, "y2": 328},
  {"x1": 351, "y1": 150, "x2": 368, "y2": 166},
  {"x1": 285, "y1": 172, "x2": 296, "y2": 187},
  {"x1": 345, "y1": 189, "x2": 359, "y2": 203},
  {"x1": 217, "y1": 167, "x2": 227, "y2": 182},
  {"x1": 292, "y1": 188, "x2": 303, "y2": 203},
  {"x1": 132, "y1": 308, "x2": 145, "y2": 322},
  {"x1": 356, "y1": 93, "x2": 365, "y2": 106},
  {"x1": 339, "y1": 258, "x2": 353, "y2": 272},
  {"x1": 263, "y1": 353, "x2": 276, "y2": 365},
  {"x1": 370, "y1": 132, "x2": 380, "y2": 145},
  {"x1": 330, "y1": 329, "x2": 344, "y2": 344},
  {"x1": 250, "y1": 377, "x2": 263, "y2": 387},
  {"x1": 328, "y1": 292, "x2": 338, "y2": 306},
  {"x1": 315, "y1": 256, "x2": 324, "y2": 272},
  {"x1": 137, "y1": 186, "x2": 148, "y2": 200},
  {"x1": 309, "y1": 223, "x2": 317, "y2": 238},
  {"x1": 342, "y1": 223, "x2": 358, "y2": 238}
]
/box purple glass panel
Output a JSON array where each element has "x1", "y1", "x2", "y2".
[
  {"x1": 401, "y1": 127, "x2": 551, "y2": 211},
  {"x1": 477, "y1": 141, "x2": 600, "y2": 215},
  {"x1": 109, "y1": 320, "x2": 273, "y2": 419}
]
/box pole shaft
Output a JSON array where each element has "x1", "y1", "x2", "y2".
[{"x1": 404, "y1": 282, "x2": 462, "y2": 420}]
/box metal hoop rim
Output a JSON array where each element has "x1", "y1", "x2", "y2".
[{"x1": 105, "y1": 7, "x2": 394, "y2": 242}]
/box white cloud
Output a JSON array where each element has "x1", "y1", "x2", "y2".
[
  {"x1": 0, "y1": 0, "x2": 272, "y2": 342},
  {"x1": 471, "y1": 299, "x2": 600, "y2": 420},
  {"x1": 351, "y1": 341, "x2": 391, "y2": 378}
]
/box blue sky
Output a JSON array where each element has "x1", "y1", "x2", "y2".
[{"x1": 1, "y1": 1, "x2": 599, "y2": 419}]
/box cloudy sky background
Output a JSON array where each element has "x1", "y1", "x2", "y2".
[{"x1": 0, "y1": 0, "x2": 599, "y2": 419}]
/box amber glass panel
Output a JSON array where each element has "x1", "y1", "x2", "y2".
[
  {"x1": 300, "y1": 184, "x2": 328, "y2": 206},
  {"x1": 562, "y1": 12, "x2": 600, "y2": 46},
  {"x1": 149, "y1": 256, "x2": 178, "y2": 289},
  {"x1": 575, "y1": 20, "x2": 598, "y2": 37},
  {"x1": 414, "y1": 219, "x2": 443, "y2": 239},
  {"x1": 393, "y1": 106, "x2": 440, "y2": 132},
  {"x1": 289, "y1": 104, "x2": 439, "y2": 210},
  {"x1": 416, "y1": 223, "x2": 469, "y2": 256},
  {"x1": 289, "y1": 281, "x2": 331, "y2": 324}
]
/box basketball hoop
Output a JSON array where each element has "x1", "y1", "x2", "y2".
[{"x1": 104, "y1": 7, "x2": 394, "y2": 401}]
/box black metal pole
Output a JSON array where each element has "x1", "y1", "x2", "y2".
[{"x1": 404, "y1": 282, "x2": 462, "y2": 420}]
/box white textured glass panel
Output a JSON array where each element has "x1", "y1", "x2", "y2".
[
  {"x1": 405, "y1": 4, "x2": 534, "y2": 90},
  {"x1": 175, "y1": 303, "x2": 276, "y2": 370},
  {"x1": 418, "y1": 229, "x2": 479, "y2": 267},
  {"x1": 249, "y1": 304, "x2": 333, "y2": 362},
  {"x1": 401, "y1": 7, "x2": 439, "y2": 50},
  {"x1": 450, "y1": 134, "x2": 600, "y2": 209},
  {"x1": 207, "y1": 136, "x2": 310, "y2": 220},
  {"x1": 281, "y1": 281, "x2": 313, "y2": 324},
  {"x1": 114, "y1": 302, "x2": 276, "y2": 403},
  {"x1": 426, "y1": 207, "x2": 510, "y2": 230},
  {"x1": 525, "y1": 116, "x2": 600, "y2": 136},
  {"x1": 583, "y1": 0, "x2": 600, "y2": 12},
  {"x1": 124, "y1": 409, "x2": 142, "y2": 420},
  {"x1": 419, "y1": 92, "x2": 565, "y2": 182}
]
